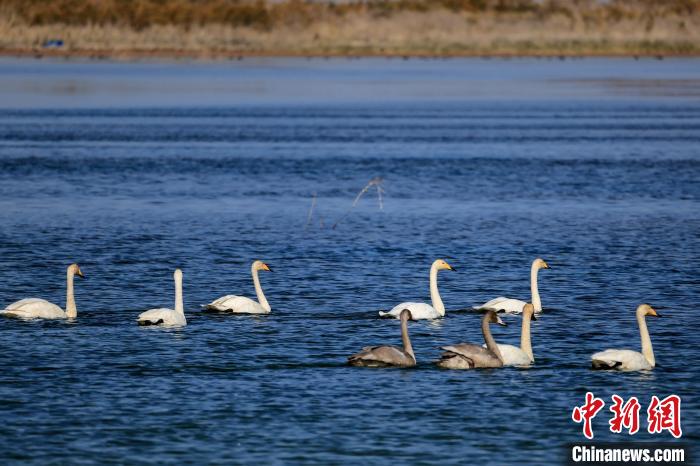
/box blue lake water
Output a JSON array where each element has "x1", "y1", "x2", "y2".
[{"x1": 0, "y1": 57, "x2": 698, "y2": 464}]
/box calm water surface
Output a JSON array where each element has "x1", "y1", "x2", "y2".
[{"x1": 0, "y1": 58, "x2": 698, "y2": 464}]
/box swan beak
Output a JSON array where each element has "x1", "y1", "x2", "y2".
[
  {"x1": 262, "y1": 264, "x2": 273, "y2": 272},
  {"x1": 543, "y1": 261, "x2": 551, "y2": 269},
  {"x1": 531, "y1": 313, "x2": 537, "y2": 321},
  {"x1": 446, "y1": 263, "x2": 456, "y2": 271},
  {"x1": 76, "y1": 269, "x2": 84, "y2": 278},
  {"x1": 496, "y1": 316, "x2": 507, "y2": 326}
]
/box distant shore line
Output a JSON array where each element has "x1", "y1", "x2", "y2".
[
  {"x1": 2, "y1": 0, "x2": 697, "y2": 63},
  {"x1": 2, "y1": 48, "x2": 696, "y2": 61}
]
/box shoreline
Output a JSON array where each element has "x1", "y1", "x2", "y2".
[
  {"x1": 2, "y1": 0, "x2": 697, "y2": 63},
  {"x1": 2, "y1": 48, "x2": 696, "y2": 61}
]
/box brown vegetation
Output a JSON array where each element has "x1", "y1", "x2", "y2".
[{"x1": 0, "y1": 0, "x2": 698, "y2": 57}]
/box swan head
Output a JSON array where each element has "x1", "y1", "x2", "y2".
[
  {"x1": 534, "y1": 258, "x2": 550, "y2": 270},
  {"x1": 433, "y1": 259, "x2": 456, "y2": 272},
  {"x1": 253, "y1": 260, "x2": 272, "y2": 272},
  {"x1": 399, "y1": 308, "x2": 413, "y2": 321},
  {"x1": 174, "y1": 268, "x2": 183, "y2": 280},
  {"x1": 68, "y1": 263, "x2": 84, "y2": 278},
  {"x1": 522, "y1": 303, "x2": 537, "y2": 320},
  {"x1": 638, "y1": 303, "x2": 661, "y2": 318},
  {"x1": 485, "y1": 310, "x2": 507, "y2": 326}
]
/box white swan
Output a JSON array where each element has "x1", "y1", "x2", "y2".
[
  {"x1": 474, "y1": 258, "x2": 550, "y2": 314},
  {"x1": 491, "y1": 303, "x2": 536, "y2": 366},
  {"x1": 1, "y1": 263, "x2": 84, "y2": 319},
  {"x1": 137, "y1": 269, "x2": 186, "y2": 327},
  {"x1": 379, "y1": 259, "x2": 455, "y2": 320},
  {"x1": 204, "y1": 260, "x2": 272, "y2": 314},
  {"x1": 591, "y1": 304, "x2": 660, "y2": 371}
]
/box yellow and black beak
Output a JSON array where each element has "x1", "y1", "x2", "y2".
[
  {"x1": 76, "y1": 269, "x2": 85, "y2": 278},
  {"x1": 262, "y1": 263, "x2": 273, "y2": 272}
]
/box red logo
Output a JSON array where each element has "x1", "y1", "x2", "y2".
[
  {"x1": 572, "y1": 393, "x2": 682, "y2": 439},
  {"x1": 572, "y1": 392, "x2": 606, "y2": 439},
  {"x1": 609, "y1": 395, "x2": 641, "y2": 435},
  {"x1": 648, "y1": 395, "x2": 682, "y2": 438}
]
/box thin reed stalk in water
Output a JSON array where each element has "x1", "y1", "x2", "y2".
[
  {"x1": 332, "y1": 177, "x2": 384, "y2": 229},
  {"x1": 305, "y1": 192, "x2": 317, "y2": 230}
]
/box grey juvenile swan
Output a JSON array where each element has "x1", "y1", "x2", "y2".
[
  {"x1": 436, "y1": 310, "x2": 506, "y2": 369},
  {"x1": 348, "y1": 309, "x2": 416, "y2": 367}
]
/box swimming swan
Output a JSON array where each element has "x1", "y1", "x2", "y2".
[
  {"x1": 137, "y1": 269, "x2": 186, "y2": 327},
  {"x1": 204, "y1": 260, "x2": 273, "y2": 314},
  {"x1": 379, "y1": 259, "x2": 455, "y2": 320},
  {"x1": 490, "y1": 303, "x2": 536, "y2": 366},
  {"x1": 348, "y1": 309, "x2": 416, "y2": 367},
  {"x1": 1, "y1": 263, "x2": 84, "y2": 319},
  {"x1": 436, "y1": 310, "x2": 506, "y2": 369},
  {"x1": 474, "y1": 258, "x2": 550, "y2": 314},
  {"x1": 591, "y1": 304, "x2": 660, "y2": 371}
]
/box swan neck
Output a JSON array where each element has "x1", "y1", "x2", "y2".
[
  {"x1": 401, "y1": 316, "x2": 415, "y2": 361},
  {"x1": 482, "y1": 316, "x2": 504, "y2": 363},
  {"x1": 174, "y1": 274, "x2": 183, "y2": 315},
  {"x1": 252, "y1": 266, "x2": 271, "y2": 312},
  {"x1": 530, "y1": 263, "x2": 541, "y2": 312},
  {"x1": 429, "y1": 264, "x2": 445, "y2": 316},
  {"x1": 65, "y1": 269, "x2": 77, "y2": 318},
  {"x1": 637, "y1": 311, "x2": 655, "y2": 367},
  {"x1": 521, "y1": 313, "x2": 534, "y2": 362}
]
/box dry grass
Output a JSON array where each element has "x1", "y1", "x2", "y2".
[{"x1": 0, "y1": 0, "x2": 698, "y2": 57}]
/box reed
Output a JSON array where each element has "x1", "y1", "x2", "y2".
[
  {"x1": 0, "y1": 0, "x2": 698, "y2": 57},
  {"x1": 332, "y1": 177, "x2": 385, "y2": 230}
]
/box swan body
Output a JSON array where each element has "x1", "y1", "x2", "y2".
[
  {"x1": 137, "y1": 269, "x2": 186, "y2": 327},
  {"x1": 379, "y1": 259, "x2": 455, "y2": 320},
  {"x1": 349, "y1": 309, "x2": 415, "y2": 367},
  {"x1": 439, "y1": 343, "x2": 501, "y2": 369},
  {"x1": 205, "y1": 261, "x2": 272, "y2": 314},
  {"x1": 487, "y1": 303, "x2": 537, "y2": 366},
  {"x1": 137, "y1": 307, "x2": 185, "y2": 327},
  {"x1": 437, "y1": 310, "x2": 506, "y2": 369},
  {"x1": 476, "y1": 297, "x2": 528, "y2": 314},
  {"x1": 591, "y1": 304, "x2": 660, "y2": 371},
  {"x1": 383, "y1": 302, "x2": 440, "y2": 320},
  {"x1": 206, "y1": 295, "x2": 266, "y2": 314},
  {"x1": 474, "y1": 258, "x2": 549, "y2": 314},
  {"x1": 3, "y1": 298, "x2": 67, "y2": 319},
  {"x1": 1, "y1": 264, "x2": 84, "y2": 319},
  {"x1": 495, "y1": 344, "x2": 532, "y2": 366},
  {"x1": 591, "y1": 350, "x2": 652, "y2": 371}
]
